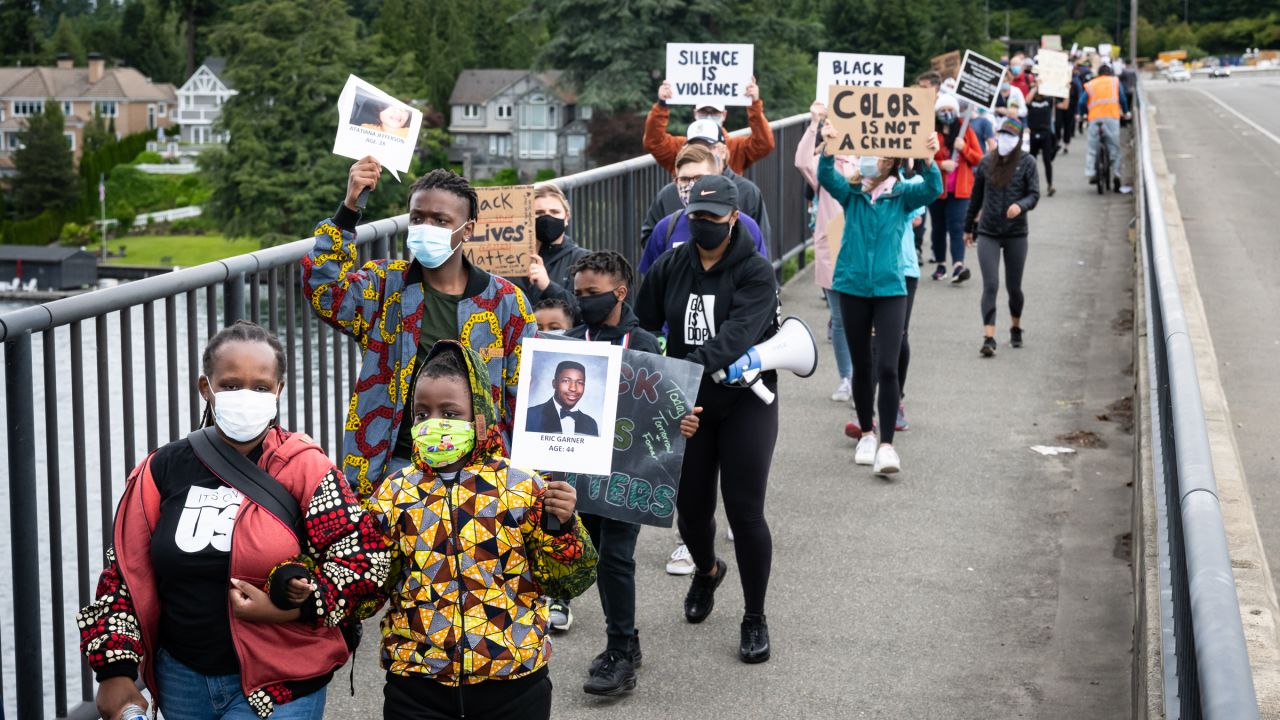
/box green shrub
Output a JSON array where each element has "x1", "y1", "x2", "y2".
[
  {"x1": 1, "y1": 210, "x2": 65, "y2": 245},
  {"x1": 534, "y1": 168, "x2": 557, "y2": 183},
  {"x1": 170, "y1": 216, "x2": 216, "y2": 234},
  {"x1": 132, "y1": 151, "x2": 165, "y2": 164}
]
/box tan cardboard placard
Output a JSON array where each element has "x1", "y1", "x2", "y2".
[
  {"x1": 464, "y1": 186, "x2": 535, "y2": 277},
  {"x1": 931, "y1": 51, "x2": 962, "y2": 79},
  {"x1": 824, "y1": 86, "x2": 937, "y2": 159},
  {"x1": 1041, "y1": 34, "x2": 1063, "y2": 51}
]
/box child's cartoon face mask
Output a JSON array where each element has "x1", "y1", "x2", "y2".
[{"x1": 412, "y1": 418, "x2": 476, "y2": 468}]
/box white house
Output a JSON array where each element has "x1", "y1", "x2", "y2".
[{"x1": 174, "y1": 57, "x2": 235, "y2": 147}]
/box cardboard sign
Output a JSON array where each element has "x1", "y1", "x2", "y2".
[
  {"x1": 666, "y1": 43, "x2": 755, "y2": 107},
  {"x1": 1041, "y1": 34, "x2": 1063, "y2": 51},
  {"x1": 1035, "y1": 49, "x2": 1071, "y2": 98},
  {"x1": 954, "y1": 50, "x2": 1007, "y2": 110},
  {"x1": 931, "y1": 51, "x2": 963, "y2": 80},
  {"x1": 564, "y1": 350, "x2": 703, "y2": 528},
  {"x1": 332, "y1": 75, "x2": 421, "y2": 180},
  {"x1": 463, "y1": 186, "x2": 534, "y2": 277},
  {"x1": 825, "y1": 86, "x2": 936, "y2": 159},
  {"x1": 815, "y1": 52, "x2": 905, "y2": 100}
]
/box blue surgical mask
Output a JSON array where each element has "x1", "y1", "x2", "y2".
[
  {"x1": 858, "y1": 156, "x2": 881, "y2": 179},
  {"x1": 406, "y1": 223, "x2": 465, "y2": 269},
  {"x1": 1011, "y1": 66, "x2": 1023, "y2": 76}
]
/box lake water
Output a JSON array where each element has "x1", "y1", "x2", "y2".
[{"x1": 0, "y1": 292, "x2": 359, "y2": 718}]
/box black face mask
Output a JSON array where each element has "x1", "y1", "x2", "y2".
[
  {"x1": 535, "y1": 215, "x2": 565, "y2": 248},
  {"x1": 577, "y1": 289, "x2": 619, "y2": 327},
  {"x1": 688, "y1": 218, "x2": 731, "y2": 250}
]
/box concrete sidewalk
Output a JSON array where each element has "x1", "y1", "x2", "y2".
[{"x1": 326, "y1": 145, "x2": 1136, "y2": 719}]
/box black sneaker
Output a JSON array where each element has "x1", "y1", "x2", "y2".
[
  {"x1": 981, "y1": 336, "x2": 997, "y2": 357},
  {"x1": 582, "y1": 649, "x2": 636, "y2": 696},
  {"x1": 931, "y1": 264, "x2": 947, "y2": 281},
  {"x1": 740, "y1": 613, "x2": 771, "y2": 664},
  {"x1": 588, "y1": 632, "x2": 642, "y2": 674},
  {"x1": 951, "y1": 265, "x2": 971, "y2": 284},
  {"x1": 684, "y1": 558, "x2": 727, "y2": 624},
  {"x1": 1011, "y1": 327, "x2": 1023, "y2": 348}
]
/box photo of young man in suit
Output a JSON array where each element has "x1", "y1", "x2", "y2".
[{"x1": 526, "y1": 360, "x2": 600, "y2": 436}]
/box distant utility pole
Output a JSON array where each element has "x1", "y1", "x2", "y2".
[
  {"x1": 1131, "y1": 0, "x2": 1139, "y2": 61},
  {"x1": 985, "y1": 0, "x2": 990, "y2": 39}
]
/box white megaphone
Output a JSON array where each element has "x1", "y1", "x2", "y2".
[{"x1": 711, "y1": 316, "x2": 818, "y2": 404}]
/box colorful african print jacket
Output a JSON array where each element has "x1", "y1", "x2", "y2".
[
  {"x1": 303, "y1": 204, "x2": 536, "y2": 499},
  {"x1": 367, "y1": 341, "x2": 598, "y2": 685},
  {"x1": 77, "y1": 427, "x2": 391, "y2": 718}
]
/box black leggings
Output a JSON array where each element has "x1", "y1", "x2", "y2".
[
  {"x1": 978, "y1": 234, "x2": 1029, "y2": 326},
  {"x1": 899, "y1": 277, "x2": 918, "y2": 397},
  {"x1": 677, "y1": 381, "x2": 777, "y2": 615},
  {"x1": 838, "y1": 293, "x2": 908, "y2": 444}
]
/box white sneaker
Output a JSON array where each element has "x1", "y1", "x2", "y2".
[
  {"x1": 854, "y1": 434, "x2": 878, "y2": 465},
  {"x1": 666, "y1": 543, "x2": 696, "y2": 575},
  {"x1": 874, "y1": 445, "x2": 901, "y2": 475},
  {"x1": 727, "y1": 525, "x2": 735, "y2": 542},
  {"x1": 830, "y1": 377, "x2": 852, "y2": 402}
]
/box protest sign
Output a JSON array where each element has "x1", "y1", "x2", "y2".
[
  {"x1": 463, "y1": 186, "x2": 535, "y2": 277},
  {"x1": 1035, "y1": 49, "x2": 1071, "y2": 98},
  {"x1": 332, "y1": 75, "x2": 421, "y2": 180},
  {"x1": 825, "y1": 86, "x2": 936, "y2": 159},
  {"x1": 953, "y1": 50, "x2": 1007, "y2": 110},
  {"x1": 1099, "y1": 43, "x2": 1114, "y2": 59},
  {"x1": 1041, "y1": 34, "x2": 1063, "y2": 51},
  {"x1": 512, "y1": 337, "x2": 623, "y2": 476},
  {"x1": 815, "y1": 52, "x2": 905, "y2": 100},
  {"x1": 931, "y1": 50, "x2": 963, "y2": 80},
  {"x1": 564, "y1": 350, "x2": 703, "y2": 527},
  {"x1": 666, "y1": 43, "x2": 755, "y2": 107}
]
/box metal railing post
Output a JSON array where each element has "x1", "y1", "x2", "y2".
[
  {"x1": 5, "y1": 330, "x2": 44, "y2": 718},
  {"x1": 223, "y1": 272, "x2": 245, "y2": 325}
]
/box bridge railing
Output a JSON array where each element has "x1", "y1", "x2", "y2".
[
  {"x1": 0, "y1": 113, "x2": 810, "y2": 720},
  {"x1": 1136, "y1": 83, "x2": 1258, "y2": 719}
]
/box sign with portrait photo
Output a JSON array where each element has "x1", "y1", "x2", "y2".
[
  {"x1": 511, "y1": 338, "x2": 623, "y2": 476},
  {"x1": 332, "y1": 75, "x2": 421, "y2": 179},
  {"x1": 666, "y1": 43, "x2": 755, "y2": 107}
]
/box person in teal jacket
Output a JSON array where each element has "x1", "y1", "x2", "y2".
[{"x1": 818, "y1": 123, "x2": 941, "y2": 477}]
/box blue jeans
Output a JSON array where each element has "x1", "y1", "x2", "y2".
[
  {"x1": 825, "y1": 289, "x2": 852, "y2": 379},
  {"x1": 1085, "y1": 117, "x2": 1122, "y2": 180},
  {"x1": 929, "y1": 196, "x2": 970, "y2": 266},
  {"x1": 154, "y1": 649, "x2": 327, "y2": 720}
]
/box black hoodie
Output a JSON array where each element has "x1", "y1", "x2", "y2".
[
  {"x1": 511, "y1": 234, "x2": 590, "y2": 311},
  {"x1": 564, "y1": 302, "x2": 662, "y2": 354},
  {"x1": 636, "y1": 224, "x2": 778, "y2": 378}
]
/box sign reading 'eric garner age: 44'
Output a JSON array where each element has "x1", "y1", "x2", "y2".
[
  {"x1": 462, "y1": 185, "x2": 534, "y2": 277},
  {"x1": 824, "y1": 86, "x2": 937, "y2": 159},
  {"x1": 666, "y1": 43, "x2": 755, "y2": 107}
]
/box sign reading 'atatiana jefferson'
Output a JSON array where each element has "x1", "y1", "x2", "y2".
[{"x1": 666, "y1": 43, "x2": 755, "y2": 107}]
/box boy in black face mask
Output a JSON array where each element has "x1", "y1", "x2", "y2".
[{"x1": 516, "y1": 184, "x2": 590, "y2": 315}]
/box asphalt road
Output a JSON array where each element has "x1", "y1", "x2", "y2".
[
  {"x1": 326, "y1": 142, "x2": 1136, "y2": 719},
  {"x1": 1146, "y1": 75, "x2": 1280, "y2": 601}
]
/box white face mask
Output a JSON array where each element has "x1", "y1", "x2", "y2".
[
  {"x1": 996, "y1": 133, "x2": 1020, "y2": 156},
  {"x1": 209, "y1": 388, "x2": 279, "y2": 442}
]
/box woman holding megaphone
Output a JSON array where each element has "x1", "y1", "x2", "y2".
[
  {"x1": 636, "y1": 173, "x2": 780, "y2": 664},
  {"x1": 818, "y1": 122, "x2": 942, "y2": 476}
]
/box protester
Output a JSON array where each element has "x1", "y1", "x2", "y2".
[
  {"x1": 970, "y1": 103, "x2": 996, "y2": 152},
  {"x1": 1025, "y1": 72, "x2": 1061, "y2": 196},
  {"x1": 1079, "y1": 64, "x2": 1130, "y2": 193},
  {"x1": 818, "y1": 123, "x2": 942, "y2": 475},
  {"x1": 994, "y1": 80, "x2": 1028, "y2": 127},
  {"x1": 78, "y1": 321, "x2": 389, "y2": 720},
  {"x1": 642, "y1": 143, "x2": 768, "y2": 272},
  {"x1": 533, "y1": 298, "x2": 574, "y2": 335},
  {"x1": 795, "y1": 101, "x2": 854, "y2": 402},
  {"x1": 636, "y1": 174, "x2": 780, "y2": 663},
  {"x1": 513, "y1": 183, "x2": 590, "y2": 312},
  {"x1": 929, "y1": 94, "x2": 983, "y2": 284},
  {"x1": 1057, "y1": 63, "x2": 1082, "y2": 153},
  {"x1": 964, "y1": 118, "x2": 1041, "y2": 357},
  {"x1": 1074, "y1": 61, "x2": 1095, "y2": 134},
  {"x1": 1009, "y1": 54, "x2": 1034, "y2": 97},
  {"x1": 916, "y1": 70, "x2": 943, "y2": 91},
  {"x1": 895, "y1": 168, "x2": 927, "y2": 433},
  {"x1": 640, "y1": 133, "x2": 771, "y2": 254},
  {"x1": 561, "y1": 250, "x2": 700, "y2": 696},
  {"x1": 369, "y1": 340, "x2": 597, "y2": 720},
  {"x1": 303, "y1": 158, "x2": 536, "y2": 500},
  {"x1": 644, "y1": 77, "x2": 774, "y2": 175}
]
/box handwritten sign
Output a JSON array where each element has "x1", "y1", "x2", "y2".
[
  {"x1": 666, "y1": 43, "x2": 755, "y2": 107},
  {"x1": 1041, "y1": 34, "x2": 1063, "y2": 51},
  {"x1": 332, "y1": 75, "x2": 421, "y2": 180},
  {"x1": 565, "y1": 350, "x2": 703, "y2": 527},
  {"x1": 1035, "y1": 49, "x2": 1071, "y2": 98},
  {"x1": 463, "y1": 186, "x2": 534, "y2": 277},
  {"x1": 815, "y1": 52, "x2": 905, "y2": 100},
  {"x1": 931, "y1": 51, "x2": 962, "y2": 80},
  {"x1": 1099, "y1": 43, "x2": 1114, "y2": 59},
  {"x1": 825, "y1": 86, "x2": 936, "y2": 159},
  {"x1": 953, "y1": 50, "x2": 1007, "y2": 110}
]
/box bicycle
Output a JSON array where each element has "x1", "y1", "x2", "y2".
[{"x1": 1093, "y1": 120, "x2": 1111, "y2": 195}]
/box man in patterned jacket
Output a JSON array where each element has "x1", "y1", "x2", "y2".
[{"x1": 303, "y1": 157, "x2": 536, "y2": 500}]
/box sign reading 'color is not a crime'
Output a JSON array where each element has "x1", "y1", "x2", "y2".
[
  {"x1": 462, "y1": 186, "x2": 534, "y2": 277},
  {"x1": 824, "y1": 85, "x2": 937, "y2": 159}
]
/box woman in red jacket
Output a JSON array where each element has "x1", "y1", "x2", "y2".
[
  {"x1": 78, "y1": 321, "x2": 391, "y2": 720},
  {"x1": 929, "y1": 93, "x2": 984, "y2": 284}
]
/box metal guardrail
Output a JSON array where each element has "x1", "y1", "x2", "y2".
[
  {"x1": 1136, "y1": 83, "x2": 1259, "y2": 719},
  {"x1": 0, "y1": 112, "x2": 810, "y2": 719}
]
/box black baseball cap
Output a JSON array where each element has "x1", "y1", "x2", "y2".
[{"x1": 685, "y1": 175, "x2": 738, "y2": 216}]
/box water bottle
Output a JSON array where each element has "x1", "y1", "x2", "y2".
[{"x1": 119, "y1": 704, "x2": 147, "y2": 720}]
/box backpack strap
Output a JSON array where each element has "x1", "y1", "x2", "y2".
[
  {"x1": 666, "y1": 209, "x2": 684, "y2": 247},
  {"x1": 188, "y1": 427, "x2": 306, "y2": 543}
]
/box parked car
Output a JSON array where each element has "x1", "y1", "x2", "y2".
[
  {"x1": 1209, "y1": 66, "x2": 1232, "y2": 78},
  {"x1": 1167, "y1": 66, "x2": 1192, "y2": 82}
]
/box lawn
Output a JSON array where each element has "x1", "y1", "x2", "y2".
[{"x1": 105, "y1": 235, "x2": 262, "y2": 267}]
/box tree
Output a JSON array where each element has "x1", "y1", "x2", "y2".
[
  {"x1": 0, "y1": 0, "x2": 41, "y2": 65},
  {"x1": 45, "y1": 15, "x2": 86, "y2": 64},
  {"x1": 203, "y1": 0, "x2": 363, "y2": 240},
  {"x1": 82, "y1": 106, "x2": 112, "y2": 155},
  {"x1": 118, "y1": 0, "x2": 183, "y2": 85},
  {"x1": 13, "y1": 100, "x2": 80, "y2": 219}
]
